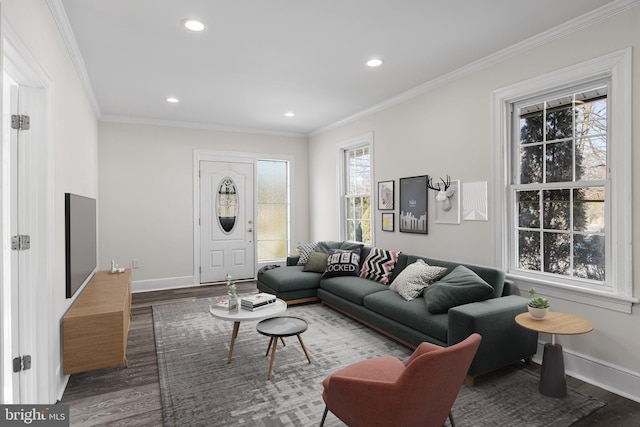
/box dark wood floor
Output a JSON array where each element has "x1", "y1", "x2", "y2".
[{"x1": 60, "y1": 283, "x2": 640, "y2": 426}]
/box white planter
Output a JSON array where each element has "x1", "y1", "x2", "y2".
[{"x1": 528, "y1": 306, "x2": 549, "y2": 320}]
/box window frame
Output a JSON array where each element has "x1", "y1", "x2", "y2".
[
  {"x1": 491, "y1": 48, "x2": 635, "y2": 313},
  {"x1": 338, "y1": 132, "x2": 374, "y2": 245}
]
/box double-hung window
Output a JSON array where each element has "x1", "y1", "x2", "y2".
[
  {"x1": 340, "y1": 135, "x2": 373, "y2": 244},
  {"x1": 514, "y1": 85, "x2": 607, "y2": 285},
  {"x1": 493, "y1": 49, "x2": 634, "y2": 312}
]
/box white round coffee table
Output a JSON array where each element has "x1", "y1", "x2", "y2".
[{"x1": 209, "y1": 298, "x2": 287, "y2": 363}]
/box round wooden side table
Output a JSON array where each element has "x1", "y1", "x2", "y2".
[
  {"x1": 257, "y1": 316, "x2": 312, "y2": 380},
  {"x1": 515, "y1": 311, "x2": 594, "y2": 398}
]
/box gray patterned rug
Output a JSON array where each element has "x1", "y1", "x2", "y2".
[{"x1": 152, "y1": 298, "x2": 605, "y2": 427}]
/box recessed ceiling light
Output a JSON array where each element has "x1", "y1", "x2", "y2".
[
  {"x1": 166, "y1": 97, "x2": 180, "y2": 103},
  {"x1": 284, "y1": 112, "x2": 296, "y2": 117},
  {"x1": 183, "y1": 19, "x2": 206, "y2": 32},
  {"x1": 366, "y1": 58, "x2": 383, "y2": 67}
]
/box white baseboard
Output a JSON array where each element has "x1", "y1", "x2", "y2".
[
  {"x1": 132, "y1": 275, "x2": 198, "y2": 293},
  {"x1": 532, "y1": 342, "x2": 640, "y2": 403}
]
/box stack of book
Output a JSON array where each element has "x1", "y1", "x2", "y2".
[{"x1": 241, "y1": 293, "x2": 277, "y2": 311}]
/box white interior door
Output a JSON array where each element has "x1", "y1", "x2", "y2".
[
  {"x1": 4, "y1": 82, "x2": 35, "y2": 403},
  {"x1": 200, "y1": 161, "x2": 255, "y2": 283}
]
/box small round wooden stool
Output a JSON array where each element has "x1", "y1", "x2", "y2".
[{"x1": 256, "y1": 316, "x2": 311, "y2": 380}]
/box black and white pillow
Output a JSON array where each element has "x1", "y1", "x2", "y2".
[
  {"x1": 296, "y1": 242, "x2": 318, "y2": 265},
  {"x1": 360, "y1": 248, "x2": 401, "y2": 284},
  {"x1": 322, "y1": 249, "x2": 361, "y2": 279}
]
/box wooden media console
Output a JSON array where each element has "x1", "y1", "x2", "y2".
[{"x1": 63, "y1": 269, "x2": 132, "y2": 374}]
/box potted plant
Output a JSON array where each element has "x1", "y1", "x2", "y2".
[{"x1": 527, "y1": 287, "x2": 549, "y2": 320}]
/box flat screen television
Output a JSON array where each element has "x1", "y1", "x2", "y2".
[{"x1": 65, "y1": 193, "x2": 97, "y2": 299}]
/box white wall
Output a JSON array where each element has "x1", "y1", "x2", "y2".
[
  {"x1": 309, "y1": 6, "x2": 640, "y2": 400},
  {"x1": 98, "y1": 121, "x2": 309, "y2": 289},
  {"x1": 2, "y1": 0, "x2": 99, "y2": 402}
]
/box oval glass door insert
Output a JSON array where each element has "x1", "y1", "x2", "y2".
[{"x1": 217, "y1": 177, "x2": 238, "y2": 233}]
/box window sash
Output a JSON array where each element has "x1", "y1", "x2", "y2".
[{"x1": 340, "y1": 137, "x2": 373, "y2": 245}]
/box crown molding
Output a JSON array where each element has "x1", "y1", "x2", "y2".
[
  {"x1": 100, "y1": 115, "x2": 306, "y2": 139},
  {"x1": 47, "y1": 0, "x2": 639, "y2": 139},
  {"x1": 309, "y1": 0, "x2": 640, "y2": 137},
  {"x1": 47, "y1": 0, "x2": 101, "y2": 117}
]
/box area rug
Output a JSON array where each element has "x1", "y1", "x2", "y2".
[{"x1": 153, "y1": 298, "x2": 605, "y2": 427}]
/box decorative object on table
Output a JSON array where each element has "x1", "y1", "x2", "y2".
[
  {"x1": 381, "y1": 212, "x2": 394, "y2": 231},
  {"x1": 429, "y1": 175, "x2": 461, "y2": 224},
  {"x1": 377, "y1": 180, "x2": 394, "y2": 210},
  {"x1": 226, "y1": 273, "x2": 237, "y2": 298},
  {"x1": 527, "y1": 287, "x2": 550, "y2": 319},
  {"x1": 241, "y1": 292, "x2": 277, "y2": 311},
  {"x1": 211, "y1": 298, "x2": 237, "y2": 311},
  {"x1": 399, "y1": 175, "x2": 428, "y2": 234},
  {"x1": 463, "y1": 181, "x2": 488, "y2": 221},
  {"x1": 110, "y1": 259, "x2": 125, "y2": 273}
]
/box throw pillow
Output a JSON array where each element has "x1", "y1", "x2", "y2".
[
  {"x1": 315, "y1": 241, "x2": 343, "y2": 254},
  {"x1": 390, "y1": 259, "x2": 448, "y2": 301},
  {"x1": 316, "y1": 241, "x2": 364, "y2": 254},
  {"x1": 360, "y1": 248, "x2": 401, "y2": 285},
  {"x1": 322, "y1": 249, "x2": 361, "y2": 279},
  {"x1": 423, "y1": 265, "x2": 494, "y2": 314},
  {"x1": 302, "y1": 251, "x2": 329, "y2": 273},
  {"x1": 296, "y1": 242, "x2": 318, "y2": 266}
]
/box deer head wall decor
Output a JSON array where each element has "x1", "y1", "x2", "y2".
[{"x1": 427, "y1": 175, "x2": 455, "y2": 211}]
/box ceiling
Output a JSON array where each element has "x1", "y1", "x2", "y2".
[{"x1": 56, "y1": 0, "x2": 619, "y2": 136}]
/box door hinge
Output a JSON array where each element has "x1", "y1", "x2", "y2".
[
  {"x1": 11, "y1": 235, "x2": 31, "y2": 251},
  {"x1": 11, "y1": 114, "x2": 30, "y2": 130},
  {"x1": 13, "y1": 355, "x2": 31, "y2": 372}
]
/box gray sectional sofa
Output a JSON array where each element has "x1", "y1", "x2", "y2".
[{"x1": 257, "y1": 242, "x2": 538, "y2": 384}]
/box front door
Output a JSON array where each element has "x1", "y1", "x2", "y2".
[{"x1": 200, "y1": 161, "x2": 255, "y2": 283}]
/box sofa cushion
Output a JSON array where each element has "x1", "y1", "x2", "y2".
[
  {"x1": 389, "y1": 259, "x2": 448, "y2": 301},
  {"x1": 303, "y1": 251, "x2": 328, "y2": 272},
  {"x1": 360, "y1": 248, "x2": 401, "y2": 285},
  {"x1": 320, "y1": 276, "x2": 388, "y2": 306},
  {"x1": 423, "y1": 265, "x2": 494, "y2": 313},
  {"x1": 316, "y1": 241, "x2": 364, "y2": 254},
  {"x1": 296, "y1": 242, "x2": 318, "y2": 265},
  {"x1": 363, "y1": 290, "x2": 448, "y2": 343},
  {"x1": 323, "y1": 249, "x2": 361, "y2": 279},
  {"x1": 258, "y1": 266, "x2": 322, "y2": 293}
]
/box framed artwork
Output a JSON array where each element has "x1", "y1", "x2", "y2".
[
  {"x1": 381, "y1": 213, "x2": 394, "y2": 231},
  {"x1": 399, "y1": 175, "x2": 428, "y2": 234},
  {"x1": 463, "y1": 181, "x2": 488, "y2": 221},
  {"x1": 434, "y1": 179, "x2": 461, "y2": 224},
  {"x1": 378, "y1": 180, "x2": 394, "y2": 210}
]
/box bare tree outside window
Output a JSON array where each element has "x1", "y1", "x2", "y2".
[{"x1": 515, "y1": 86, "x2": 607, "y2": 283}]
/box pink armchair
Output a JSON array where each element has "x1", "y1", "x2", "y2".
[{"x1": 320, "y1": 333, "x2": 482, "y2": 427}]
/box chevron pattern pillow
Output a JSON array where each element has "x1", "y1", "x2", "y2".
[{"x1": 360, "y1": 248, "x2": 401, "y2": 284}]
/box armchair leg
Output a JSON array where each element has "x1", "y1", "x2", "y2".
[
  {"x1": 320, "y1": 406, "x2": 328, "y2": 426},
  {"x1": 448, "y1": 411, "x2": 456, "y2": 427}
]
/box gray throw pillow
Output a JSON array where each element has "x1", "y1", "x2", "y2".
[
  {"x1": 316, "y1": 241, "x2": 343, "y2": 254},
  {"x1": 389, "y1": 259, "x2": 448, "y2": 301},
  {"x1": 423, "y1": 265, "x2": 494, "y2": 313},
  {"x1": 302, "y1": 251, "x2": 329, "y2": 272}
]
